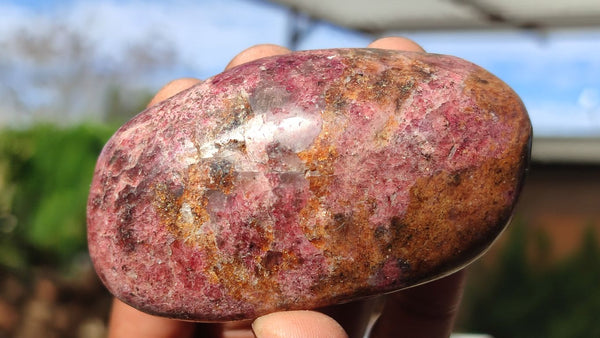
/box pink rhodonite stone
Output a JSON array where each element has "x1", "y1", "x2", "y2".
[{"x1": 87, "y1": 48, "x2": 531, "y2": 321}]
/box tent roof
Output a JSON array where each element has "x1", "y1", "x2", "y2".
[
  {"x1": 271, "y1": 0, "x2": 600, "y2": 33},
  {"x1": 532, "y1": 137, "x2": 600, "y2": 164}
]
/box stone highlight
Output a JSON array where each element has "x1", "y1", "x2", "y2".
[{"x1": 87, "y1": 48, "x2": 532, "y2": 321}]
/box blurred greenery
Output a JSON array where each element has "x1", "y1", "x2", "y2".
[
  {"x1": 461, "y1": 222, "x2": 600, "y2": 338},
  {"x1": 104, "y1": 85, "x2": 155, "y2": 125},
  {"x1": 0, "y1": 124, "x2": 116, "y2": 269}
]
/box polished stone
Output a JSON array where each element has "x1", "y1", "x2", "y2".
[{"x1": 87, "y1": 48, "x2": 532, "y2": 321}]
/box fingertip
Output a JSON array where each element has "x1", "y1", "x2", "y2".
[
  {"x1": 226, "y1": 44, "x2": 291, "y2": 70},
  {"x1": 108, "y1": 299, "x2": 195, "y2": 338},
  {"x1": 147, "y1": 77, "x2": 201, "y2": 107},
  {"x1": 252, "y1": 311, "x2": 348, "y2": 338},
  {"x1": 368, "y1": 36, "x2": 425, "y2": 52}
]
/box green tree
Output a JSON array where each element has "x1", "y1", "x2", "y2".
[
  {"x1": 0, "y1": 124, "x2": 115, "y2": 269},
  {"x1": 462, "y1": 223, "x2": 600, "y2": 338}
]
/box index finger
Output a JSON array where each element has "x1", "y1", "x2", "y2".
[
  {"x1": 367, "y1": 36, "x2": 425, "y2": 52},
  {"x1": 108, "y1": 299, "x2": 196, "y2": 338}
]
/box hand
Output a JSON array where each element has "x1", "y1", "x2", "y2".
[{"x1": 107, "y1": 37, "x2": 466, "y2": 338}]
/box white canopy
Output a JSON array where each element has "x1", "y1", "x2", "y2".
[{"x1": 271, "y1": 0, "x2": 600, "y2": 32}]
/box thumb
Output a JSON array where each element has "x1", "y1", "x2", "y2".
[{"x1": 252, "y1": 311, "x2": 348, "y2": 338}]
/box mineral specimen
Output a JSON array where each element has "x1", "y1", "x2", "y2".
[{"x1": 87, "y1": 48, "x2": 531, "y2": 321}]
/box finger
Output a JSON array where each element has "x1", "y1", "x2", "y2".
[
  {"x1": 367, "y1": 36, "x2": 425, "y2": 53},
  {"x1": 147, "y1": 77, "x2": 202, "y2": 107},
  {"x1": 108, "y1": 298, "x2": 195, "y2": 338},
  {"x1": 192, "y1": 319, "x2": 255, "y2": 338},
  {"x1": 371, "y1": 270, "x2": 466, "y2": 338},
  {"x1": 225, "y1": 44, "x2": 291, "y2": 70},
  {"x1": 318, "y1": 296, "x2": 386, "y2": 337},
  {"x1": 252, "y1": 310, "x2": 348, "y2": 338}
]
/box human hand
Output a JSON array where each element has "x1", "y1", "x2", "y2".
[{"x1": 107, "y1": 37, "x2": 466, "y2": 338}]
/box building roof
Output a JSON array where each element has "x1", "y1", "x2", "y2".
[
  {"x1": 270, "y1": 0, "x2": 600, "y2": 33},
  {"x1": 532, "y1": 137, "x2": 600, "y2": 164}
]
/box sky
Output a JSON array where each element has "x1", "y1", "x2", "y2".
[{"x1": 1, "y1": 0, "x2": 600, "y2": 137}]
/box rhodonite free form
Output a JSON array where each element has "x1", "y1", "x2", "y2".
[{"x1": 87, "y1": 48, "x2": 531, "y2": 321}]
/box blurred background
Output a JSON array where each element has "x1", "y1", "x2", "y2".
[{"x1": 0, "y1": 0, "x2": 599, "y2": 337}]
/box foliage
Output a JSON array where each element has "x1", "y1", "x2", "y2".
[
  {"x1": 0, "y1": 124, "x2": 116, "y2": 269},
  {"x1": 461, "y1": 222, "x2": 600, "y2": 338}
]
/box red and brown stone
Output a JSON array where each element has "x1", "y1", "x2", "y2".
[{"x1": 87, "y1": 48, "x2": 531, "y2": 321}]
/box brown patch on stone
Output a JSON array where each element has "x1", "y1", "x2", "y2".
[
  {"x1": 296, "y1": 110, "x2": 343, "y2": 251},
  {"x1": 152, "y1": 182, "x2": 185, "y2": 237},
  {"x1": 261, "y1": 250, "x2": 283, "y2": 272},
  {"x1": 207, "y1": 160, "x2": 235, "y2": 194},
  {"x1": 390, "y1": 147, "x2": 528, "y2": 282},
  {"x1": 220, "y1": 93, "x2": 254, "y2": 132},
  {"x1": 115, "y1": 184, "x2": 146, "y2": 252},
  {"x1": 374, "y1": 113, "x2": 401, "y2": 147},
  {"x1": 152, "y1": 161, "x2": 285, "y2": 308},
  {"x1": 210, "y1": 219, "x2": 281, "y2": 305},
  {"x1": 335, "y1": 51, "x2": 432, "y2": 110},
  {"x1": 465, "y1": 67, "x2": 531, "y2": 136},
  {"x1": 152, "y1": 162, "x2": 216, "y2": 245},
  {"x1": 307, "y1": 198, "x2": 393, "y2": 302},
  {"x1": 298, "y1": 143, "x2": 338, "y2": 198},
  {"x1": 309, "y1": 144, "x2": 528, "y2": 301},
  {"x1": 223, "y1": 139, "x2": 247, "y2": 154}
]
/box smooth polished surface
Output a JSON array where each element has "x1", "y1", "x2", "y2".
[{"x1": 87, "y1": 48, "x2": 531, "y2": 321}]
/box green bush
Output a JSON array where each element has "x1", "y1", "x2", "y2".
[
  {"x1": 0, "y1": 124, "x2": 116, "y2": 269},
  {"x1": 461, "y1": 223, "x2": 600, "y2": 338}
]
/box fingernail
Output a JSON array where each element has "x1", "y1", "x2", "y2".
[
  {"x1": 251, "y1": 311, "x2": 348, "y2": 338},
  {"x1": 251, "y1": 316, "x2": 268, "y2": 338}
]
